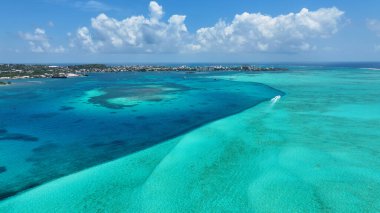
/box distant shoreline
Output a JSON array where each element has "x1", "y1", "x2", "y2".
[{"x1": 0, "y1": 64, "x2": 288, "y2": 80}]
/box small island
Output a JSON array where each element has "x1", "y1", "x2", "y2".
[{"x1": 0, "y1": 64, "x2": 288, "y2": 80}]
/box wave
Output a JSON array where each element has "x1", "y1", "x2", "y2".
[{"x1": 360, "y1": 68, "x2": 380, "y2": 71}]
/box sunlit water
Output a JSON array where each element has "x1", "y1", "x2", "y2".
[{"x1": 1, "y1": 66, "x2": 380, "y2": 212}]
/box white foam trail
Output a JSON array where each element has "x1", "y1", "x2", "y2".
[
  {"x1": 270, "y1": 95, "x2": 281, "y2": 105},
  {"x1": 360, "y1": 68, "x2": 380, "y2": 71}
]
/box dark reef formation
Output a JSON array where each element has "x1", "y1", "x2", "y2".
[{"x1": 0, "y1": 166, "x2": 6, "y2": 174}]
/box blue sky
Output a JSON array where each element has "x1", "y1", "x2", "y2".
[{"x1": 1, "y1": 0, "x2": 380, "y2": 63}]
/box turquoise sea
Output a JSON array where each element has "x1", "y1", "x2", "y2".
[{"x1": 0, "y1": 65, "x2": 380, "y2": 212}]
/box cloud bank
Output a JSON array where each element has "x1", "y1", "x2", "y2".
[
  {"x1": 28, "y1": 1, "x2": 345, "y2": 54},
  {"x1": 20, "y1": 28, "x2": 65, "y2": 53},
  {"x1": 193, "y1": 7, "x2": 344, "y2": 53},
  {"x1": 71, "y1": 1, "x2": 189, "y2": 53}
]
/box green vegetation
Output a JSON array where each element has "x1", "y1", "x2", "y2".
[{"x1": 68, "y1": 64, "x2": 107, "y2": 70}]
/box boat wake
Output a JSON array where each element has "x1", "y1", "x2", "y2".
[{"x1": 270, "y1": 95, "x2": 281, "y2": 105}]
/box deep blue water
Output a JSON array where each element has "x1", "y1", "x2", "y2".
[{"x1": 0, "y1": 71, "x2": 283, "y2": 199}]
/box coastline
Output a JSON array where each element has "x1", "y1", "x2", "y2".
[{"x1": 0, "y1": 64, "x2": 288, "y2": 80}]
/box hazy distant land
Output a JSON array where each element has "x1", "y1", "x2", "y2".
[{"x1": 0, "y1": 64, "x2": 287, "y2": 80}]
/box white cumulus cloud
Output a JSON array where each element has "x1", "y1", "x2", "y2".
[
  {"x1": 20, "y1": 28, "x2": 65, "y2": 53},
  {"x1": 71, "y1": 1, "x2": 344, "y2": 54},
  {"x1": 193, "y1": 7, "x2": 344, "y2": 53},
  {"x1": 149, "y1": 1, "x2": 164, "y2": 20},
  {"x1": 72, "y1": 1, "x2": 189, "y2": 53}
]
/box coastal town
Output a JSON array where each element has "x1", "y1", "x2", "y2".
[{"x1": 0, "y1": 64, "x2": 288, "y2": 81}]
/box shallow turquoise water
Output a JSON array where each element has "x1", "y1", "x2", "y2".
[
  {"x1": 0, "y1": 71, "x2": 282, "y2": 199},
  {"x1": 1, "y1": 67, "x2": 380, "y2": 212}
]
